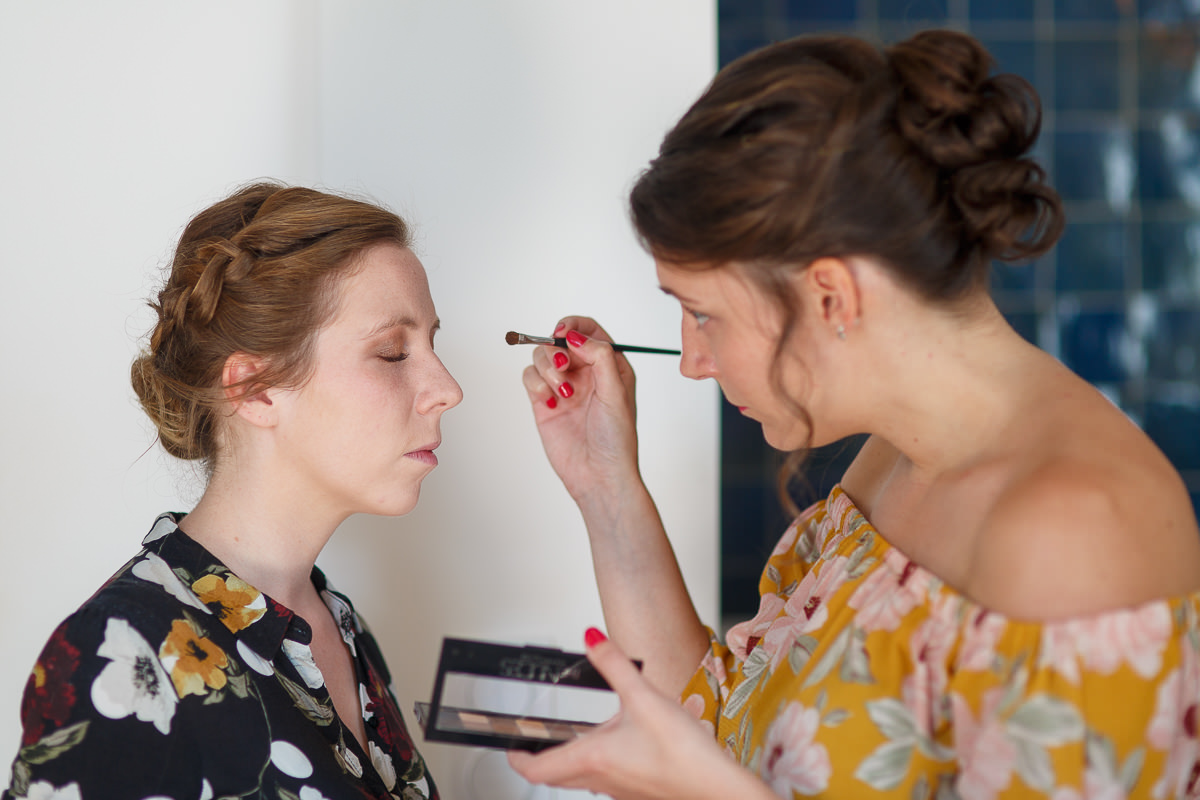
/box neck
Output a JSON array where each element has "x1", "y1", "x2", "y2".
[
  {"x1": 177, "y1": 458, "x2": 347, "y2": 610},
  {"x1": 849, "y1": 299, "x2": 1051, "y2": 481}
]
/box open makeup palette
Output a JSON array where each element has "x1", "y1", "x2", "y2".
[{"x1": 414, "y1": 637, "x2": 625, "y2": 752}]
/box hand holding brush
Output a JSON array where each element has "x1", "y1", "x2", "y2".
[{"x1": 506, "y1": 330, "x2": 680, "y2": 356}]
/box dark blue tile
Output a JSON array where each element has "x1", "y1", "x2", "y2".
[
  {"x1": 1003, "y1": 310, "x2": 1041, "y2": 344},
  {"x1": 991, "y1": 258, "x2": 1039, "y2": 294},
  {"x1": 1138, "y1": 29, "x2": 1200, "y2": 111},
  {"x1": 1054, "y1": 39, "x2": 1121, "y2": 111},
  {"x1": 783, "y1": 0, "x2": 857, "y2": 23},
  {"x1": 971, "y1": 0, "x2": 1036, "y2": 21},
  {"x1": 719, "y1": 0, "x2": 771, "y2": 26},
  {"x1": 720, "y1": 35, "x2": 772, "y2": 68},
  {"x1": 802, "y1": 435, "x2": 866, "y2": 505},
  {"x1": 1146, "y1": 310, "x2": 1200, "y2": 381},
  {"x1": 1139, "y1": 0, "x2": 1200, "y2": 23},
  {"x1": 1144, "y1": 396, "x2": 1200, "y2": 471},
  {"x1": 721, "y1": 398, "x2": 773, "y2": 467},
  {"x1": 1142, "y1": 221, "x2": 1200, "y2": 293},
  {"x1": 879, "y1": 0, "x2": 949, "y2": 21},
  {"x1": 978, "y1": 38, "x2": 1038, "y2": 88},
  {"x1": 721, "y1": 484, "x2": 788, "y2": 559},
  {"x1": 1053, "y1": 125, "x2": 1135, "y2": 207},
  {"x1": 1055, "y1": 222, "x2": 1127, "y2": 292},
  {"x1": 1138, "y1": 121, "x2": 1200, "y2": 206},
  {"x1": 1055, "y1": 0, "x2": 1125, "y2": 21},
  {"x1": 1059, "y1": 307, "x2": 1130, "y2": 382}
]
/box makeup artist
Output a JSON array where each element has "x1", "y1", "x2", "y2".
[
  {"x1": 511, "y1": 29, "x2": 1200, "y2": 799},
  {"x1": 3, "y1": 183, "x2": 460, "y2": 800}
]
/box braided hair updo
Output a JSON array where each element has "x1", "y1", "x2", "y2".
[{"x1": 131, "y1": 182, "x2": 411, "y2": 465}]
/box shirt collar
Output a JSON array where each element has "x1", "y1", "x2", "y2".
[{"x1": 140, "y1": 513, "x2": 303, "y2": 662}]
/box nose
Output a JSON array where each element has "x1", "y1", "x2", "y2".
[
  {"x1": 419, "y1": 355, "x2": 464, "y2": 414},
  {"x1": 679, "y1": 320, "x2": 716, "y2": 382}
]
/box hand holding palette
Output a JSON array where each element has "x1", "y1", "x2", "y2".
[{"x1": 414, "y1": 637, "x2": 628, "y2": 752}]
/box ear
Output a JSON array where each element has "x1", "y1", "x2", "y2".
[
  {"x1": 222, "y1": 352, "x2": 278, "y2": 428},
  {"x1": 800, "y1": 257, "x2": 861, "y2": 338}
]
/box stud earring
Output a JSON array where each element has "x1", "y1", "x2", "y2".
[{"x1": 836, "y1": 324, "x2": 846, "y2": 341}]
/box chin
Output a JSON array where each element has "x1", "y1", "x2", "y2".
[
  {"x1": 368, "y1": 487, "x2": 423, "y2": 517},
  {"x1": 761, "y1": 423, "x2": 812, "y2": 452}
]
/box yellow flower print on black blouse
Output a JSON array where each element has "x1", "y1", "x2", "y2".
[
  {"x1": 192, "y1": 574, "x2": 267, "y2": 633},
  {"x1": 159, "y1": 618, "x2": 229, "y2": 699}
]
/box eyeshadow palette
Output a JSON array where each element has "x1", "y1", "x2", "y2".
[
  {"x1": 414, "y1": 637, "x2": 624, "y2": 752},
  {"x1": 412, "y1": 701, "x2": 599, "y2": 751}
]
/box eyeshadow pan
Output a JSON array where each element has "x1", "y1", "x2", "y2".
[
  {"x1": 458, "y1": 711, "x2": 492, "y2": 732},
  {"x1": 516, "y1": 718, "x2": 552, "y2": 738}
]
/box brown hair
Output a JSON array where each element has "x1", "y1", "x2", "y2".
[
  {"x1": 131, "y1": 181, "x2": 411, "y2": 465},
  {"x1": 628, "y1": 29, "x2": 1064, "y2": 509}
]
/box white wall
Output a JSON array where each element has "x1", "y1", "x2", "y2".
[{"x1": 0, "y1": 3, "x2": 717, "y2": 799}]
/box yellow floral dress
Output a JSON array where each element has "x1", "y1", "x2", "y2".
[{"x1": 681, "y1": 486, "x2": 1200, "y2": 799}]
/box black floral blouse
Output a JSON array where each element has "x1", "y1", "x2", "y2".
[{"x1": 3, "y1": 514, "x2": 437, "y2": 800}]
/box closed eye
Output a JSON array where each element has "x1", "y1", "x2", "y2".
[{"x1": 380, "y1": 353, "x2": 409, "y2": 363}]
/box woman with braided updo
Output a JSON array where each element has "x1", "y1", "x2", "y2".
[
  {"x1": 509, "y1": 30, "x2": 1200, "y2": 799},
  {"x1": 5, "y1": 183, "x2": 460, "y2": 800}
]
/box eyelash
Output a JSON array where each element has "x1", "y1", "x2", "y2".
[{"x1": 380, "y1": 353, "x2": 409, "y2": 363}]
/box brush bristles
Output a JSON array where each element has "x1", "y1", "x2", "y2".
[{"x1": 505, "y1": 331, "x2": 521, "y2": 345}]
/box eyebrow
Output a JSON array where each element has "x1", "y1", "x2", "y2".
[
  {"x1": 362, "y1": 315, "x2": 440, "y2": 339},
  {"x1": 658, "y1": 285, "x2": 695, "y2": 303}
]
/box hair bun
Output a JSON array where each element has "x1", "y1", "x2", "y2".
[{"x1": 888, "y1": 30, "x2": 1037, "y2": 168}]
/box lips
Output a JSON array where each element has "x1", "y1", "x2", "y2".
[{"x1": 405, "y1": 442, "x2": 440, "y2": 466}]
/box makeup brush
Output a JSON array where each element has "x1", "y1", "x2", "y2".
[{"x1": 505, "y1": 330, "x2": 681, "y2": 355}]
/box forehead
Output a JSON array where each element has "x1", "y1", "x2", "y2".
[
  {"x1": 655, "y1": 259, "x2": 760, "y2": 304},
  {"x1": 328, "y1": 243, "x2": 436, "y2": 332}
]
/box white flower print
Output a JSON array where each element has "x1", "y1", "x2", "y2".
[
  {"x1": 271, "y1": 740, "x2": 314, "y2": 779},
  {"x1": 90, "y1": 617, "x2": 177, "y2": 734},
  {"x1": 141, "y1": 513, "x2": 177, "y2": 544},
  {"x1": 282, "y1": 639, "x2": 326, "y2": 689},
  {"x1": 759, "y1": 702, "x2": 831, "y2": 796},
  {"x1": 300, "y1": 788, "x2": 333, "y2": 800},
  {"x1": 131, "y1": 552, "x2": 211, "y2": 614},
  {"x1": 370, "y1": 739, "x2": 398, "y2": 790},
  {"x1": 360, "y1": 683, "x2": 375, "y2": 724},
  {"x1": 335, "y1": 742, "x2": 364, "y2": 778},
  {"x1": 237, "y1": 639, "x2": 275, "y2": 676},
  {"x1": 21, "y1": 781, "x2": 82, "y2": 800},
  {"x1": 321, "y1": 589, "x2": 358, "y2": 656}
]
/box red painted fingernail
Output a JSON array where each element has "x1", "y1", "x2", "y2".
[
  {"x1": 566, "y1": 330, "x2": 587, "y2": 348},
  {"x1": 546, "y1": 397, "x2": 557, "y2": 409},
  {"x1": 558, "y1": 381, "x2": 574, "y2": 399},
  {"x1": 584, "y1": 627, "x2": 607, "y2": 648},
  {"x1": 554, "y1": 322, "x2": 567, "y2": 334},
  {"x1": 553, "y1": 352, "x2": 569, "y2": 369}
]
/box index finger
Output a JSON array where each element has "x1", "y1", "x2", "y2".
[{"x1": 583, "y1": 629, "x2": 649, "y2": 701}]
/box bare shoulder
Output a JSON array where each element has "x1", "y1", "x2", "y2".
[{"x1": 966, "y1": 427, "x2": 1200, "y2": 621}]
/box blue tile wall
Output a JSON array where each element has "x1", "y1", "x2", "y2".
[{"x1": 717, "y1": 0, "x2": 1200, "y2": 619}]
